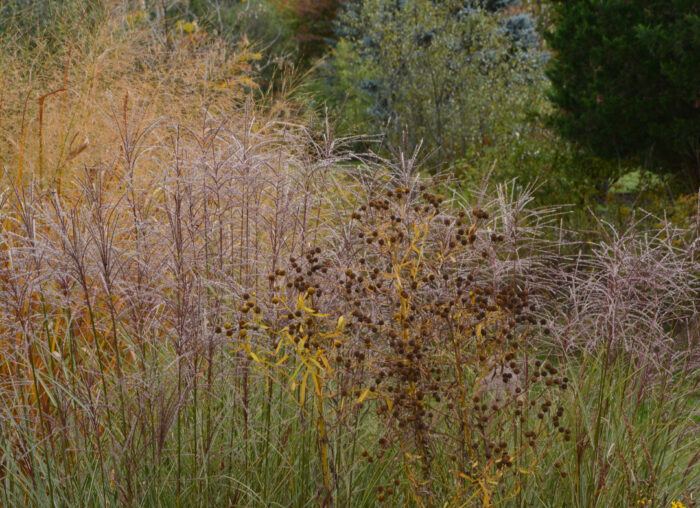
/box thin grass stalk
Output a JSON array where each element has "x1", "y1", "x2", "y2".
[{"x1": 25, "y1": 327, "x2": 56, "y2": 508}]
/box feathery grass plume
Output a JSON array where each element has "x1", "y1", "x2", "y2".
[{"x1": 544, "y1": 212, "x2": 699, "y2": 367}]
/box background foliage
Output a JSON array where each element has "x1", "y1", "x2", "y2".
[
  {"x1": 327, "y1": 0, "x2": 547, "y2": 168},
  {"x1": 545, "y1": 0, "x2": 700, "y2": 188}
]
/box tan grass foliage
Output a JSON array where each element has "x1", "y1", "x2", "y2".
[{"x1": 0, "y1": 2, "x2": 264, "y2": 192}]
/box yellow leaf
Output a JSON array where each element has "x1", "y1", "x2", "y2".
[
  {"x1": 356, "y1": 388, "x2": 371, "y2": 404},
  {"x1": 312, "y1": 371, "x2": 322, "y2": 397},
  {"x1": 307, "y1": 357, "x2": 322, "y2": 370},
  {"x1": 289, "y1": 360, "x2": 304, "y2": 382},
  {"x1": 295, "y1": 295, "x2": 326, "y2": 316},
  {"x1": 300, "y1": 370, "x2": 309, "y2": 403},
  {"x1": 319, "y1": 353, "x2": 332, "y2": 371}
]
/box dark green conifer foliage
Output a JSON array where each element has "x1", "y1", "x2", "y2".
[{"x1": 545, "y1": 0, "x2": 700, "y2": 186}]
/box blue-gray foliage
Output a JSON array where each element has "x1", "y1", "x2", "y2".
[
  {"x1": 339, "y1": 0, "x2": 540, "y2": 51},
  {"x1": 330, "y1": 0, "x2": 547, "y2": 166}
]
